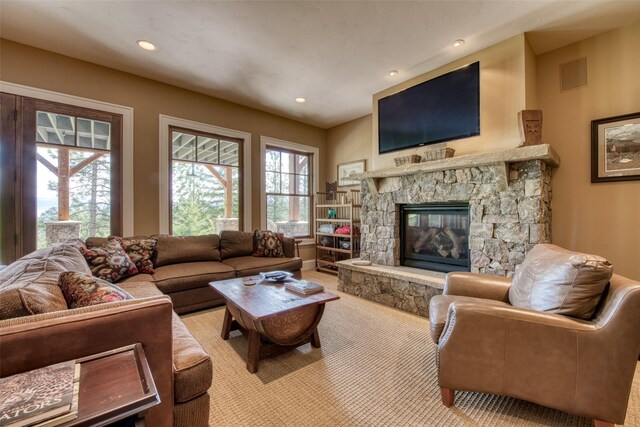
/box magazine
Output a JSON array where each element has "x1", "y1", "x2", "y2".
[
  {"x1": 285, "y1": 280, "x2": 324, "y2": 295},
  {"x1": 0, "y1": 361, "x2": 81, "y2": 427}
]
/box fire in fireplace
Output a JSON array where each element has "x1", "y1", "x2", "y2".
[{"x1": 400, "y1": 204, "x2": 470, "y2": 273}]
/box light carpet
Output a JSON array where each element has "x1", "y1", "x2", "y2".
[{"x1": 181, "y1": 270, "x2": 640, "y2": 427}]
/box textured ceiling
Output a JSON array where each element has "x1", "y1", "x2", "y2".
[{"x1": 2, "y1": 1, "x2": 639, "y2": 128}]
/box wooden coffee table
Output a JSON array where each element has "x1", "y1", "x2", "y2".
[{"x1": 210, "y1": 277, "x2": 339, "y2": 373}]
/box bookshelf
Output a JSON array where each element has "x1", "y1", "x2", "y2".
[{"x1": 315, "y1": 190, "x2": 361, "y2": 274}]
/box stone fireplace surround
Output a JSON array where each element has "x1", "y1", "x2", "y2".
[{"x1": 337, "y1": 144, "x2": 559, "y2": 317}]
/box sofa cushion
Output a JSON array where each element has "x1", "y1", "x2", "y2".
[
  {"x1": 171, "y1": 312, "x2": 213, "y2": 402},
  {"x1": 80, "y1": 241, "x2": 139, "y2": 283},
  {"x1": 117, "y1": 280, "x2": 164, "y2": 299},
  {"x1": 58, "y1": 271, "x2": 133, "y2": 308},
  {"x1": 221, "y1": 256, "x2": 302, "y2": 277},
  {"x1": 109, "y1": 236, "x2": 157, "y2": 274},
  {"x1": 154, "y1": 235, "x2": 221, "y2": 267},
  {"x1": 152, "y1": 262, "x2": 235, "y2": 293},
  {"x1": 168, "y1": 287, "x2": 224, "y2": 315},
  {"x1": 0, "y1": 245, "x2": 90, "y2": 319},
  {"x1": 428, "y1": 295, "x2": 510, "y2": 343},
  {"x1": 117, "y1": 273, "x2": 155, "y2": 284},
  {"x1": 253, "y1": 230, "x2": 285, "y2": 258},
  {"x1": 509, "y1": 244, "x2": 613, "y2": 320},
  {"x1": 219, "y1": 230, "x2": 253, "y2": 259},
  {"x1": 281, "y1": 236, "x2": 296, "y2": 258}
]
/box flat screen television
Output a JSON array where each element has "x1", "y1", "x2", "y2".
[{"x1": 378, "y1": 61, "x2": 480, "y2": 154}]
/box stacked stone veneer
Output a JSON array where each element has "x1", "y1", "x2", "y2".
[
  {"x1": 338, "y1": 266, "x2": 444, "y2": 317},
  {"x1": 337, "y1": 160, "x2": 552, "y2": 316},
  {"x1": 357, "y1": 160, "x2": 552, "y2": 277}
]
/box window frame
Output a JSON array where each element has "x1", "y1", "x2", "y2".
[
  {"x1": 158, "y1": 115, "x2": 251, "y2": 235},
  {"x1": 260, "y1": 136, "x2": 319, "y2": 240},
  {"x1": 4, "y1": 96, "x2": 124, "y2": 258},
  {"x1": 168, "y1": 125, "x2": 244, "y2": 235},
  {"x1": 22, "y1": 98, "x2": 123, "y2": 250},
  {"x1": 0, "y1": 80, "x2": 134, "y2": 264}
]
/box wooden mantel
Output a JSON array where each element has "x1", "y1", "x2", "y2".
[{"x1": 357, "y1": 144, "x2": 560, "y2": 195}]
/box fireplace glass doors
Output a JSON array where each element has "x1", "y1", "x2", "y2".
[{"x1": 400, "y1": 204, "x2": 470, "y2": 273}]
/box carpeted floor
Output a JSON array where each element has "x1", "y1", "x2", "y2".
[{"x1": 181, "y1": 270, "x2": 640, "y2": 427}]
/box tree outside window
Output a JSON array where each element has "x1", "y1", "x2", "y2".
[
  {"x1": 170, "y1": 128, "x2": 241, "y2": 236},
  {"x1": 36, "y1": 111, "x2": 113, "y2": 248},
  {"x1": 265, "y1": 146, "x2": 312, "y2": 237}
]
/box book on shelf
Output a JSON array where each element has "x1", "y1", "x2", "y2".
[
  {"x1": 285, "y1": 280, "x2": 324, "y2": 295},
  {"x1": 0, "y1": 360, "x2": 81, "y2": 427}
]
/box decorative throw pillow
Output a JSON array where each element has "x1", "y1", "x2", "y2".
[
  {"x1": 253, "y1": 230, "x2": 285, "y2": 258},
  {"x1": 108, "y1": 236, "x2": 157, "y2": 274},
  {"x1": 79, "y1": 241, "x2": 139, "y2": 283},
  {"x1": 58, "y1": 271, "x2": 132, "y2": 308},
  {"x1": 509, "y1": 244, "x2": 613, "y2": 320}
]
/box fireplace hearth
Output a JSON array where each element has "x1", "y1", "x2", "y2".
[{"x1": 401, "y1": 204, "x2": 470, "y2": 273}]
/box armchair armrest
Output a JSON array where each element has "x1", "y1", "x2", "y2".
[
  {"x1": 0, "y1": 296, "x2": 174, "y2": 427},
  {"x1": 442, "y1": 302, "x2": 596, "y2": 340},
  {"x1": 444, "y1": 272, "x2": 511, "y2": 302},
  {"x1": 436, "y1": 301, "x2": 631, "y2": 422}
]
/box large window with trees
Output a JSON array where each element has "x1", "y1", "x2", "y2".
[
  {"x1": 170, "y1": 127, "x2": 241, "y2": 235},
  {"x1": 0, "y1": 94, "x2": 123, "y2": 262},
  {"x1": 36, "y1": 111, "x2": 115, "y2": 248},
  {"x1": 265, "y1": 146, "x2": 312, "y2": 238}
]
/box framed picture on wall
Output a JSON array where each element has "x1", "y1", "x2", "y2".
[
  {"x1": 591, "y1": 112, "x2": 640, "y2": 183},
  {"x1": 337, "y1": 159, "x2": 366, "y2": 187}
]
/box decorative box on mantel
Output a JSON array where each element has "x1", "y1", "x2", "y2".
[{"x1": 336, "y1": 144, "x2": 559, "y2": 316}]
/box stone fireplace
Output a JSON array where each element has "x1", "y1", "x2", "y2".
[{"x1": 337, "y1": 145, "x2": 559, "y2": 317}]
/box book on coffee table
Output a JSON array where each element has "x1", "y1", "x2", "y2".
[
  {"x1": 285, "y1": 280, "x2": 324, "y2": 295},
  {"x1": 0, "y1": 360, "x2": 81, "y2": 427}
]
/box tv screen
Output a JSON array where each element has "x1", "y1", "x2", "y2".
[{"x1": 378, "y1": 61, "x2": 480, "y2": 154}]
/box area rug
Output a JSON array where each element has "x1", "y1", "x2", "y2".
[{"x1": 181, "y1": 270, "x2": 640, "y2": 427}]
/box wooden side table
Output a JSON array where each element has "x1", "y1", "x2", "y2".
[{"x1": 61, "y1": 343, "x2": 159, "y2": 427}]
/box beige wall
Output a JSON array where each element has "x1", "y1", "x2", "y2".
[
  {"x1": 327, "y1": 24, "x2": 640, "y2": 278},
  {"x1": 0, "y1": 40, "x2": 326, "y2": 247},
  {"x1": 371, "y1": 34, "x2": 528, "y2": 169},
  {"x1": 524, "y1": 37, "x2": 538, "y2": 109},
  {"x1": 325, "y1": 114, "x2": 372, "y2": 183},
  {"x1": 537, "y1": 22, "x2": 640, "y2": 279}
]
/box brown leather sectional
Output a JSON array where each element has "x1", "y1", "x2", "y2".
[{"x1": 0, "y1": 230, "x2": 303, "y2": 427}]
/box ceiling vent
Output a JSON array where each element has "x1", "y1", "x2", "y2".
[{"x1": 560, "y1": 57, "x2": 588, "y2": 91}]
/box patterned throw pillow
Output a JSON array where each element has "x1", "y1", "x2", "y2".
[
  {"x1": 58, "y1": 271, "x2": 132, "y2": 308},
  {"x1": 253, "y1": 230, "x2": 285, "y2": 258},
  {"x1": 79, "y1": 241, "x2": 139, "y2": 283},
  {"x1": 108, "y1": 236, "x2": 157, "y2": 274}
]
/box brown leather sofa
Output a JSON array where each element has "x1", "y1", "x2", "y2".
[
  {"x1": 0, "y1": 231, "x2": 303, "y2": 427},
  {"x1": 429, "y1": 245, "x2": 640, "y2": 427}
]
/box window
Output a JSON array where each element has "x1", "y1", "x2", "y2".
[
  {"x1": 0, "y1": 94, "x2": 123, "y2": 261},
  {"x1": 35, "y1": 111, "x2": 116, "y2": 248},
  {"x1": 264, "y1": 146, "x2": 312, "y2": 237},
  {"x1": 170, "y1": 127, "x2": 241, "y2": 235}
]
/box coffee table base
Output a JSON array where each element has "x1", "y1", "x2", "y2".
[{"x1": 221, "y1": 306, "x2": 323, "y2": 373}]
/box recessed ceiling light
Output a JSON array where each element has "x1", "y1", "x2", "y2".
[
  {"x1": 389, "y1": 70, "x2": 399, "y2": 76},
  {"x1": 137, "y1": 40, "x2": 156, "y2": 51},
  {"x1": 295, "y1": 97, "x2": 306, "y2": 103},
  {"x1": 452, "y1": 39, "x2": 465, "y2": 48}
]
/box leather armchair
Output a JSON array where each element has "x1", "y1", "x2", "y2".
[{"x1": 429, "y1": 271, "x2": 640, "y2": 427}]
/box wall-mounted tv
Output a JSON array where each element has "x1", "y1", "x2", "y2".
[{"x1": 378, "y1": 61, "x2": 480, "y2": 154}]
